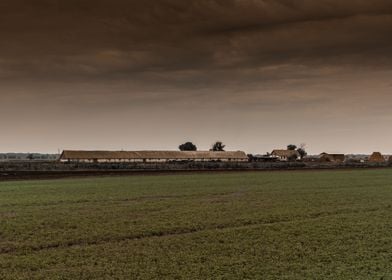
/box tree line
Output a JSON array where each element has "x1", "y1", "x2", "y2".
[{"x1": 179, "y1": 141, "x2": 226, "y2": 152}]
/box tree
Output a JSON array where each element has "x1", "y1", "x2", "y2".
[
  {"x1": 179, "y1": 142, "x2": 197, "y2": 151},
  {"x1": 287, "y1": 144, "x2": 297, "y2": 151},
  {"x1": 27, "y1": 153, "x2": 34, "y2": 160},
  {"x1": 297, "y1": 148, "x2": 307, "y2": 159},
  {"x1": 211, "y1": 141, "x2": 225, "y2": 151},
  {"x1": 296, "y1": 143, "x2": 307, "y2": 159}
]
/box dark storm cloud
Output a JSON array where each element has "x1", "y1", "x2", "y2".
[
  {"x1": 1, "y1": 0, "x2": 392, "y2": 153},
  {"x1": 1, "y1": 0, "x2": 392, "y2": 87}
]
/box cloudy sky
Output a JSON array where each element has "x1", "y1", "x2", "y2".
[{"x1": 1, "y1": 0, "x2": 392, "y2": 154}]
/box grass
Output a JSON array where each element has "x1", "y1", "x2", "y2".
[{"x1": 1, "y1": 169, "x2": 392, "y2": 279}]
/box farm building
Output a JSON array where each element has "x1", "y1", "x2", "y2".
[
  {"x1": 319, "y1": 153, "x2": 345, "y2": 163},
  {"x1": 271, "y1": 150, "x2": 300, "y2": 161},
  {"x1": 369, "y1": 152, "x2": 385, "y2": 163},
  {"x1": 59, "y1": 150, "x2": 249, "y2": 163}
]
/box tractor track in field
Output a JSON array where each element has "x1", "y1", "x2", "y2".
[
  {"x1": 0, "y1": 206, "x2": 385, "y2": 256},
  {"x1": 0, "y1": 191, "x2": 242, "y2": 208}
]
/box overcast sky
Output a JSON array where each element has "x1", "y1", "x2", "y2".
[{"x1": 1, "y1": 0, "x2": 392, "y2": 154}]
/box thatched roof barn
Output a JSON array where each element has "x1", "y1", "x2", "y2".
[
  {"x1": 271, "y1": 150, "x2": 300, "y2": 161},
  {"x1": 369, "y1": 152, "x2": 385, "y2": 163},
  {"x1": 59, "y1": 150, "x2": 248, "y2": 163}
]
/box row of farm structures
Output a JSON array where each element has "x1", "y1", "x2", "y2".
[
  {"x1": 251, "y1": 151, "x2": 390, "y2": 163},
  {"x1": 58, "y1": 150, "x2": 391, "y2": 164},
  {"x1": 1, "y1": 142, "x2": 389, "y2": 164}
]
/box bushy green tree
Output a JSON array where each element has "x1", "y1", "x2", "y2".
[
  {"x1": 211, "y1": 141, "x2": 226, "y2": 151},
  {"x1": 297, "y1": 148, "x2": 307, "y2": 159},
  {"x1": 179, "y1": 142, "x2": 197, "y2": 151},
  {"x1": 287, "y1": 144, "x2": 297, "y2": 151}
]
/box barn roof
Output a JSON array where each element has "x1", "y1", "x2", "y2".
[
  {"x1": 271, "y1": 150, "x2": 300, "y2": 157},
  {"x1": 59, "y1": 150, "x2": 248, "y2": 160}
]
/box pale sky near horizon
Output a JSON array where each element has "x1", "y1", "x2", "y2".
[{"x1": 0, "y1": 0, "x2": 392, "y2": 154}]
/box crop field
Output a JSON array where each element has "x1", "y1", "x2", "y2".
[{"x1": 1, "y1": 170, "x2": 392, "y2": 279}]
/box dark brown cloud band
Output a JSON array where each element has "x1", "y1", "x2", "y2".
[{"x1": 0, "y1": 1, "x2": 392, "y2": 153}]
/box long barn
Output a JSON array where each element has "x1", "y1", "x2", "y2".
[{"x1": 59, "y1": 150, "x2": 249, "y2": 163}]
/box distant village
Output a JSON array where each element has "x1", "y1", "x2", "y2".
[{"x1": 1, "y1": 142, "x2": 390, "y2": 164}]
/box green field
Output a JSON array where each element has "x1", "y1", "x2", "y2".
[{"x1": 1, "y1": 170, "x2": 392, "y2": 279}]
